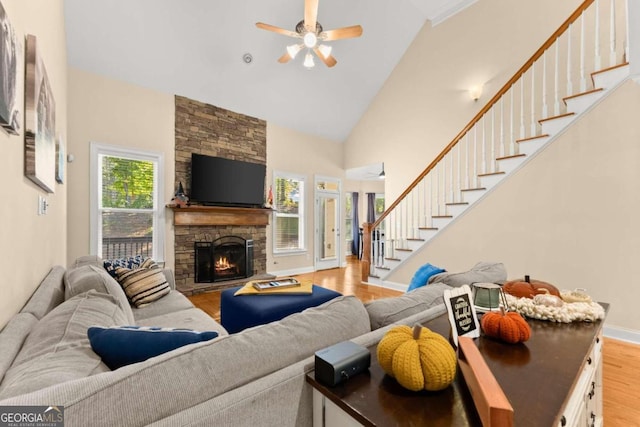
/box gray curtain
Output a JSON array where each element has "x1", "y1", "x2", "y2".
[
  {"x1": 366, "y1": 193, "x2": 376, "y2": 223},
  {"x1": 351, "y1": 192, "x2": 360, "y2": 256}
]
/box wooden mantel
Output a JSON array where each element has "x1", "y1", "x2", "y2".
[{"x1": 169, "y1": 205, "x2": 272, "y2": 226}]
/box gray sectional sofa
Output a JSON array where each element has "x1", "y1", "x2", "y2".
[{"x1": 0, "y1": 257, "x2": 503, "y2": 426}]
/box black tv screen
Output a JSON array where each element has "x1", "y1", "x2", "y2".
[{"x1": 190, "y1": 154, "x2": 266, "y2": 207}]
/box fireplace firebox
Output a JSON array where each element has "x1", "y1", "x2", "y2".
[{"x1": 194, "y1": 236, "x2": 254, "y2": 283}]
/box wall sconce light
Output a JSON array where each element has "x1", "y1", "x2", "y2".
[{"x1": 469, "y1": 85, "x2": 483, "y2": 102}]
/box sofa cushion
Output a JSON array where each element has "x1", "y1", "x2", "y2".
[
  {"x1": 0, "y1": 291, "x2": 129, "y2": 399},
  {"x1": 0, "y1": 313, "x2": 38, "y2": 383},
  {"x1": 70, "y1": 255, "x2": 103, "y2": 269},
  {"x1": 136, "y1": 308, "x2": 228, "y2": 337},
  {"x1": 115, "y1": 259, "x2": 170, "y2": 308},
  {"x1": 88, "y1": 326, "x2": 219, "y2": 370},
  {"x1": 132, "y1": 291, "x2": 194, "y2": 322},
  {"x1": 407, "y1": 263, "x2": 446, "y2": 292},
  {"x1": 20, "y1": 266, "x2": 65, "y2": 320},
  {"x1": 64, "y1": 264, "x2": 134, "y2": 324},
  {"x1": 365, "y1": 282, "x2": 452, "y2": 330},
  {"x1": 428, "y1": 261, "x2": 507, "y2": 287}
]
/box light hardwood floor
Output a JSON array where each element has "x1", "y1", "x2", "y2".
[{"x1": 188, "y1": 257, "x2": 640, "y2": 426}]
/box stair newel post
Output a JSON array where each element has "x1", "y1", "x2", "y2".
[
  {"x1": 595, "y1": 0, "x2": 602, "y2": 71},
  {"x1": 609, "y1": 0, "x2": 617, "y2": 67},
  {"x1": 456, "y1": 143, "x2": 462, "y2": 202},
  {"x1": 449, "y1": 150, "x2": 455, "y2": 203},
  {"x1": 481, "y1": 116, "x2": 486, "y2": 175},
  {"x1": 361, "y1": 222, "x2": 372, "y2": 281}
]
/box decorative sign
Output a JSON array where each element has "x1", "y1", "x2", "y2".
[{"x1": 444, "y1": 285, "x2": 480, "y2": 347}]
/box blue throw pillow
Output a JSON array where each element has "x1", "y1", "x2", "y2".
[
  {"x1": 88, "y1": 326, "x2": 219, "y2": 370},
  {"x1": 103, "y1": 255, "x2": 145, "y2": 278},
  {"x1": 407, "y1": 263, "x2": 446, "y2": 292}
]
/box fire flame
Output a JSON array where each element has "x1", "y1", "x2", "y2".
[{"x1": 215, "y1": 256, "x2": 231, "y2": 270}]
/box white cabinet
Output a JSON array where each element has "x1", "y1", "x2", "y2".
[{"x1": 559, "y1": 333, "x2": 603, "y2": 427}]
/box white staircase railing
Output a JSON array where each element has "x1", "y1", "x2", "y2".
[{"x1": 362, "y1": 0, "x2": 630, "y2": 282}]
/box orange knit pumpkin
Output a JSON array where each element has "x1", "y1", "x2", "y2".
[{"x1": 481, "y1": 308, "x2": 531, "y2": 344}]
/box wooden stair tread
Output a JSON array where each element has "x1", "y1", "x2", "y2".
[
  {"x1": 563, "y1": 87, "x2": 604, "y2": 103},
  {"x1": 418, "y1": 227, "x2": 438, "y2": 231},
  {"x1": 406, "y1": 238, "x2": 425, "y2": 241},
  {"x1": 496, "y1": 154, "x2": 526, "y2": 161},
  {"x1": 385, "y1": 257, "x2": 401, "y2": 261},
  {"x1": 591, "y1": 62, "x2": 629, "y2": 77},
  {"x1": 432, "y1": 215, "x2": 453, "y2": 219},
  {"x1": 376, "y1": 266, "x2": 391, "y2": 271},
  {"x1": 461, "y1": 187, "x2": 486, "y2": 192},
  {"x1": 477, "y1": 171, "x2": 505, "y2": 177},
  {"x1": 396, "y1": 248, "x2": 413, "y2": 252},
  {"x1": 516, "y1": 134, "x2": 549, "y2": 143},
  {"x1": 446, "y1": 202, "x2": 469, "y2": 206},
  {"x1": 538, "y1": 112, "x2": 575, "y2": 124}
]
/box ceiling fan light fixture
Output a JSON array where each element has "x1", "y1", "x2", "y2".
[
  {"x1": 303, "y1": 52, "x2": 315, "y2": 69},
  {"x1": 379, "y1": 163, "x2": 386, "y2": 179},
  {"x1": 317, "y1": 44, "x2": 332, "y2": 58},
  {"x1": 286, "y1": 44, "x2": 303, "y2": 59},
  {"x1": 303, "y1": 32, "x2": 318, "y2": 48}
]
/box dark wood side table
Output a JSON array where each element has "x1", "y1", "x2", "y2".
[{"x1": 306, "y1": 305, "x2": 607, "y2": 427}]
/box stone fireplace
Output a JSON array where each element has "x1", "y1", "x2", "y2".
[
  {"x1": 173, "y1": 96, "x2": 269, "y2": 295},
  {"x1": 194, "y1": 236, "x2": 254, "y2": 283}
]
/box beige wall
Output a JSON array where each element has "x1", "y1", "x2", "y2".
[
  {"x1": 344, "y1": 0, "x2": 581, "y2": 203},
  {"x1": 266, "y1": 123, "x2": 345, "y2": 274},
  {"x1": 388, "y1": 80, "x2": 640, "y2": 330},
  {"x1": 0, "y1": 0, "x2": 67, "y2": 328},
  {"x1": 66, "y1": 68, "x2": 175, "y2": 269}
]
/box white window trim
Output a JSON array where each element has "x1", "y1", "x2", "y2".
[
  {"x1": 90, "y1": 142, "x2": 165, "y2": 261},
  {"x1": 272, "y1": 170, "x2": 306, "y2": 255}
]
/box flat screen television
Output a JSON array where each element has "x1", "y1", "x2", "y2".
[{"x1": 190, "y1": 153, "x2": 266, "y2": 208}]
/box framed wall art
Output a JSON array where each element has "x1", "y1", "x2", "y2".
[
  {"x1": 0, "y1": 0, "x2": 22, "y2": 135},
  {"x1": 24, "y1": 34, "x2": 56, "y2": 193},
  {"x1": 55, "y1": 133, "x2": 64, "y2": 184}
]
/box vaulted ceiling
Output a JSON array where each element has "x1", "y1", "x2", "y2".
[{"x1": 64, "y1": 0, "x2": 475, "y2": 142}]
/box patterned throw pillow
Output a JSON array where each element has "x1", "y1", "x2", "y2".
[
  {"x1": 88, "y1": 326, "x2": 219, "y2": 370},
  {"x1": 103, "y1": 255, "x2": 145, "y2": 278},
  {"x1": 115, "y1": 258, "x2": 170, "y2": 307}
]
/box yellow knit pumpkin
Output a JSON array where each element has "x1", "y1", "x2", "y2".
[{"x1": 377, "y1": 324, "x2": 457, "y2": 392}]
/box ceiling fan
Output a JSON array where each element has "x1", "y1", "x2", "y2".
[{"x1": 256, "y1": 0, "x2": 363, "y2": 69}]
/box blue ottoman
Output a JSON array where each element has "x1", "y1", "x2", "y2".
[{"x1": 220, "y1": 285, "x2": 342, "y2": 333}]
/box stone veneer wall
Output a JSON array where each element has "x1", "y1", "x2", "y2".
[{"x1": 174, "y1": 96, "x2": 267, "y2": 294}]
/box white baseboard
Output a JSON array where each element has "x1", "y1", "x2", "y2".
[
  {"x1": 603, "y1": 324, "x2": 640, "y2": 344},
  {"x1": 362, "y1": 280, "x2": 408, "y2": 293},
  {"x1": 267, "y1": 266, "x2": 315, "y2": 277}
]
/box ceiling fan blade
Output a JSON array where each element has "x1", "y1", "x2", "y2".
[
  {"x1": 321, "y1": 25, "x2": 363, "y2": 41},
  {"x1": 304, "y1": 0, "x2": 319, "y2": 30},
  {"x1": 278, "y1": 52, "x2": 293, "y2": 64},
  {"x1": 255, "y1": 22, "x2": 300, "y2": 38},
  {"x1": 313, "y1": 47, "x2": 337, "y2": 68}
]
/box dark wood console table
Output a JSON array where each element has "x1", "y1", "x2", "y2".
[{"x1": 307, "y1": 306, "x2": 607, "y2": 426}]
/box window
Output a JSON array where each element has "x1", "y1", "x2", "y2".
[
  {"x1": 273, "y1": 172, "x2": 305, "y2": 253},
  {"x1": 345, "y1": 193, "x2": 353, "y2": 255},
  {"x1": 90, "y1": 143, "x2": 164, "y2": 261}
]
